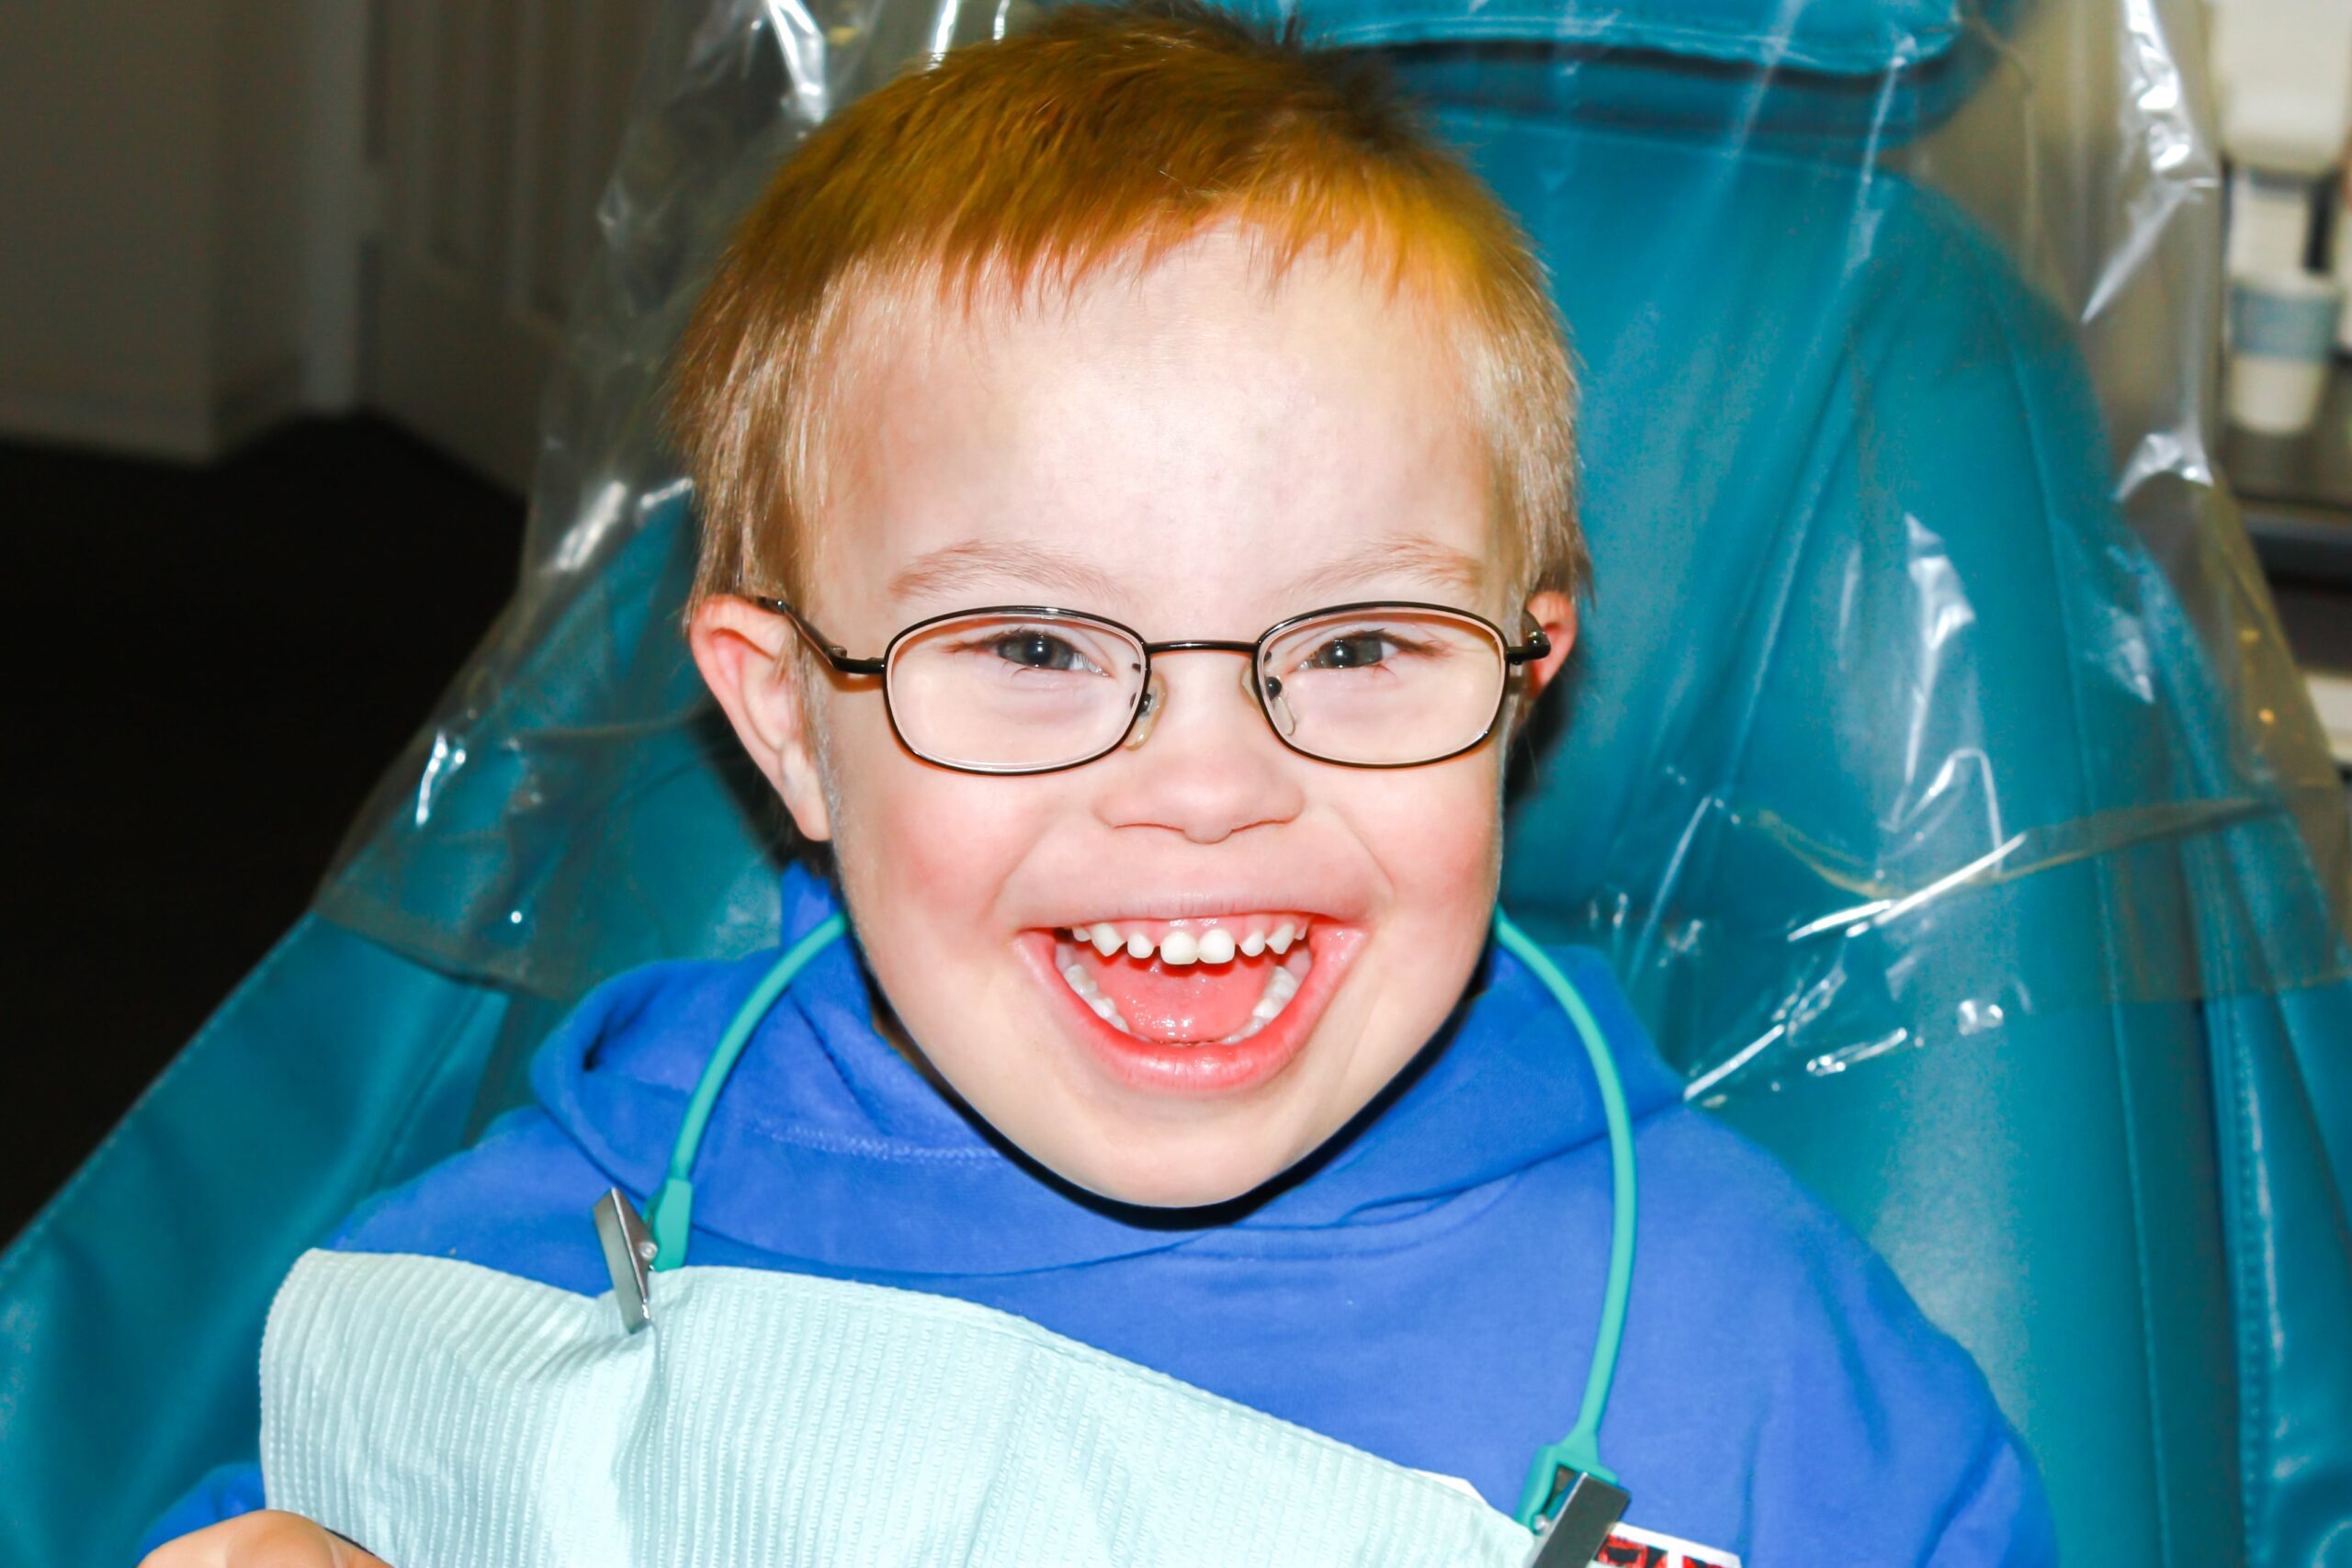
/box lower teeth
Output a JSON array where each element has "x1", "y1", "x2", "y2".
[{"x1": 1219, "y1": 963, "x2": 1304, "y2": 1043}]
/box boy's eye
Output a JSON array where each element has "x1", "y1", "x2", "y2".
[
  {"x1": 990, "y1": 630, "x2": 1101, "y2": 673},
  {"x1": 1300, "y1": 631, "x2": 1404, "y2": 671}
]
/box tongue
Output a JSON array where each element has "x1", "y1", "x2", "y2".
[{"x1": 1075, "y1": 947, "x2": 1278, "y2": 1043}]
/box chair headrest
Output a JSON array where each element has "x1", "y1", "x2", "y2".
[
  {"x1": 1252, "y1": 0, "x2": 1996, "y2": 73},
  {"x1": 1193, "y1": 0, "x2": 2025, "y2": 151}
]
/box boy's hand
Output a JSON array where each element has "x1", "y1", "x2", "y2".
[{"x1": 139, "y1": 1511, "x2": 391, "y2": 1568}]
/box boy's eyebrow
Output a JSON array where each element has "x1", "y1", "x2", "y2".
[
  {"x1": 888, "y1": 537, "x2": 1128, "y2": 609},
  {"x1": 1278, "y1": 535, "x2": 1489, "y2": 603}
]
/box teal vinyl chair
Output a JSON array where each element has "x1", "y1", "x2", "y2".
[{"x1": 6, "y1": 1, "x2": 2347, "y2": 1563}]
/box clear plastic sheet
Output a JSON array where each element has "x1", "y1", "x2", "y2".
[{"x1": 313, "y1": 0, "x2": 2350, "y2": 1109}]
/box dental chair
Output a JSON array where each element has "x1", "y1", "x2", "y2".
[{"x1": 7, "y1": 0, "x2": 2347, "y2": 1563}]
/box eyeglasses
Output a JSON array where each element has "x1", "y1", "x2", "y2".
[{"x1": 753, "y1": 597, "x2": 1551, "y2": 773}]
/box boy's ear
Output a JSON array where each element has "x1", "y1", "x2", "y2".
[
  {"x1": 1516, "y1": 589, "x2": 1577, "y2": 705},
  {"x1": 688, "y1": 596, "x2": 834, "y2": 842}
]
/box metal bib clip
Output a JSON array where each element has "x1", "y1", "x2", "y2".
[
  {"x1": 1522, "y1": 1466, "x2": 1632, "y2": 1567},
  {"x1": 593, "y1": 1189, "x2": 659, "y2": 1333}
]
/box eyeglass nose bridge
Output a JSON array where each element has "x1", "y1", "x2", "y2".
[{"x1": 1117, "y1": 637, "x2": 1276, "y2": 753}]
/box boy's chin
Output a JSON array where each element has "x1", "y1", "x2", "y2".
[{"x1": 1033, "y1": 1124, "x2": 1313, "y2": 1213}]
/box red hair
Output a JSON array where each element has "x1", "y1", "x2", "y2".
[{"x1": 672, "y1": 0, "x2": 1583, "y2": 611}]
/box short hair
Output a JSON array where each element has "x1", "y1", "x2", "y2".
[{"x1": 671, "y1": 0, "x2": 1584, "y2": 615}]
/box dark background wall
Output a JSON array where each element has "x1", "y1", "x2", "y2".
[{"x1": 6, "y1": 418, "x2": 520, "y2": 1241}]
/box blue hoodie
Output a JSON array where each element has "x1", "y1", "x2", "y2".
[{"x1": 146, "y1": 868, "x2": 2053, "y2": 1563}]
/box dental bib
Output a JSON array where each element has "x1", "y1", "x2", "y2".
[{"x1": 259, "y1": 1247, "x2": 1532, "y2": 1567}]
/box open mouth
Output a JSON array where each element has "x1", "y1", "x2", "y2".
[
  {"x1": 1017, "y1": 913, "x2": 1357, "y2": 1096},
  {"x1": 1056, "y1": 916, "x2": 1315, "y2": 1044}
]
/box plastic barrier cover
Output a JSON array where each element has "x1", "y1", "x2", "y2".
[{"x1": 313, "y1": 0, "x2": 2349, "y2": 1108}]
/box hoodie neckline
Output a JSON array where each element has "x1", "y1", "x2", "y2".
[{"x1": 533, "y1": 868, "x2": 1684, "y2": 1275}]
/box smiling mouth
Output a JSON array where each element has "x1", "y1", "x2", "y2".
[
  {"x1": 1015, "y1": 913, "x2": 1358, "y2": 1098},
  {"x1": 1054, "y1": 916, "x2": 1317, "y2": 1045}
]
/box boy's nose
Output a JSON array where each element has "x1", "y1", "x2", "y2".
[{"x1": 1093, "y1": 655, "x2": 1304, "y2": 843}]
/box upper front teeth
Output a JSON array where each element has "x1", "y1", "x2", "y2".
[{"x1": 1067, "y1": 918, "x2": 1306, "y2": 965}]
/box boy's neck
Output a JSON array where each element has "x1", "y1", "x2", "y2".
[{"x1": 871, "y1": 997, "x2": 966, "y2": 1106}]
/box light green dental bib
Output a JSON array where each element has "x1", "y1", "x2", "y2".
[{"x1": 261, "y1": 1247, "x2": 1535, "y2": 1567}]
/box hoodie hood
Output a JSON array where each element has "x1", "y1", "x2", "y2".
[{"x1": 533, "y1": 866, "x2": 1684, "y2": 1276}]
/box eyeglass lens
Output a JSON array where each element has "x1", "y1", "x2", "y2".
[
  {"x1": 884, "y1": 606, "x2": 1508, "y2": 772},
  {"x1": 887, "y1": 613, "x2": 1148, "y2": 771},
  {"x1": 1257, "y1": 606, "x2": 1508, "y2": 766}
]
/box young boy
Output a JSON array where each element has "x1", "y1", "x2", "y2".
[{"x1": 143, "y1": 5, "x2": 2055, "y2": 1562}]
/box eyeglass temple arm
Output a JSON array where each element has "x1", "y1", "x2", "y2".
[
  {"x1": 752, "y1": 595, "x2": 887, "y2": 676},
  {"x1": 1503, "y1": 610, "x2": 1552, "y2": 666}
]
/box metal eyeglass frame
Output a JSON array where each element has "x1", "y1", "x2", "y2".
[{"x1": 751, "y1": 595, "x2": 1553, "y2": 774}]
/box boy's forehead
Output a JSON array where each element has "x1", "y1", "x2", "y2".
[
  {"x1": 808, "y1": 236, "x2": 1503, "y2": 626},
  {"x1": 876, "y1": 532, "x2": 1492, "y2": 615}
]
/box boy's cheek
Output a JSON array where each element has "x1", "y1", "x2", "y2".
[
  {"x1": 1325, "y1": 764, "x2": 1510, "y2": 1043},
  {"x1": 1336, "y1": 760, "x2": 1510, "y2": 908},
  {"x1": 828, "y1": 746, "x2": 1048, "y2": 942},
  {"x1": 818, "y1": 722, "x2": 1092, "y2": 1035}
]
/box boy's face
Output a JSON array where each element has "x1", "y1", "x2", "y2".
[{"x1": 695, "y1": 233, "x2": 1573, "y2": 1208}]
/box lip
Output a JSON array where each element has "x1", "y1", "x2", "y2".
[
  {"x1": 1027, "y1": 889, "x2": 1355, "y2": 925},
  {"x1": 1013, "y1": 923, "x2": 1364, "y2": 1099}
]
